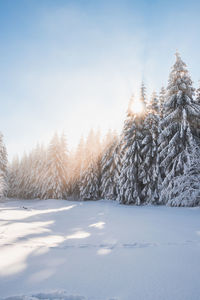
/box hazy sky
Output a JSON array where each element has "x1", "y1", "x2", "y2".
[{"x1": 1, "y1": 0, "x2": 200, "y2": 159}]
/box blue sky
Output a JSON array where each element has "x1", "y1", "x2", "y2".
[{"x1": 1, "y1": 0, "x2": 200, "y2": 159}]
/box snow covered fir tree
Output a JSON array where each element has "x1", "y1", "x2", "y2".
[
  {"x1": 3, "y1": 52, "x2": 200, "y2": 207},
  {"x1": 158, "y1": 52, "x2": 200, "y2": 206},
  {"x1": 41, "y1": 133, "x2": 69, "y2": 200},
  {"x1": 140, "y1": 91, "x2": 159, "y2": 204},
  {"x1": 117, "y1": 90, "x2": 146, "y2": 205},
  {"x1": 101, "y1": 131, "x2": 119, "y2": 200}
]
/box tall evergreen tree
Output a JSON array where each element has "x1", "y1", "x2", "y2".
[
  {"x1": 41, "y1": 133, "x2": 68, "y2": 199},
  {"x1": 8, "y1": 155, "x2": 20, "y2": 198},
  {"x1": 84, "y1": 130, "x2": 95, "y2": 161},
  {"x1": 118, "y1": 90, "x2": 146, "y2": 205},
  {"x1": 17, "y1": 153, "x2": 29, "y2": 198},
  {"x1": 69, "y1": 136, "x2": 85, "y2": 197},
  {"x1": 24, "y1": 151, "x2": 35, "y2": 198},
  {"x1": 141, "y1": 81, "x2": 147, "y2": 106},
  {"x1": 110, "y1": 134, "x2": 125, "y2": 199},
  {"x1": 79, "y1": 130, "x2": 101, "y2": 200},
  {"x1": 157, "y1": 88, "x2": 167, "y2": 195},
  {"x1": 158, "y1": 52, "x2": 200, "y2": 205},
  {"x1": 80, "y1": 155, "x2": 100, "y2": 200},
  {"x1": 141, "y1": 92, "x2": 159, "y2": 203},
  {"x1": 31, "y1": 144, "x2": 47, "y2": 199},
  {"x1": 101, "y1": 133, "x2": 118, "y2": 199}
]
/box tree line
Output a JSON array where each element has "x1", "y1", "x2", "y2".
[{"x1": 1, "y1": 52, "x2": 200, "y2": 206}]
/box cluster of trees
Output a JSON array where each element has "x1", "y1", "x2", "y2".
[
  {"x1": 7, "y1": 129, "x2": 118, "y2": 201},
  {"x1": 8, "y1": 134, "x2": 69, "y2": 200},
  {"x1": 6, "y1": 129, "x2": 116, "y2": 200},
  {"x1": 117, "y1": 53, "x2": 200, "y2": 206},
  {"x1": 1, "y1": 52, "x2": 200, "y2": 206}
]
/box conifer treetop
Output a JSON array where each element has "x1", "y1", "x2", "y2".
[
  {"x1": 140, "y1": 82, "x2": 146, "y2": 101},
  {"x1": 167, "y1": 52, "x2": 195, "y2": 101}
]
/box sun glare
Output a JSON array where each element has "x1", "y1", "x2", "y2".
[{"x1": 130, "y1": 100, "x2": 145, "y2": 114}]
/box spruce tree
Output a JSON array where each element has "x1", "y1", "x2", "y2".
[
  {"x1": 158, "y1": 52, "x2": 200, "y2": 205},
  {"x1": 80, "y1": 155, "x2": 100, "y2": 200},
  {"x1": 118, "y1": 90, "x2": 146, "y2": 205},
  {"x1": 31, "y1": 144, "x2": 47, "y2": 199},
  {"x1": 8, "y1": 155, "x2": 20, "y2": 198},
  {"x1": 41, "y1": 133, "x2": 67, "y2": 199},
  {"x1": 113, "y1": 137, "x2": 124, "y2": 197},
  {"x1": 141, "y1": 92, "x2": 159, "y2": 203},
  {"x1": 24, "y1": 152, "x2": 35, "y2": 198},
  {"x1": 82, "y1": 129, "x2": 96, "y2": 171},
  {"x1": 101, "y1": 133, "x2": 118, "y2": 200},
  {"x1": 79, "y1": 130, "x2": 101, "y2": 200},
  {"x1": 141, "y1": 81, "x2": 147, "y2": 106},
  {"x1": 17, "y1": 153, "x2": 29, "y2": 198},
  {"x1": 157, "y1": 88, "x2": 166, "y2": 196},
  {"x1": 70, "y1": 136, "x2": 85, "y2": 197}
]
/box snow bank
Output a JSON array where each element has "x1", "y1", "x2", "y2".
[{"x1": 0, "y1": 199, "x2": 200, "y2": 300}]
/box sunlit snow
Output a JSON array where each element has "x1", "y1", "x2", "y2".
[{"x1": 0, "y1": 199, "x2": 200, "y2": 300}]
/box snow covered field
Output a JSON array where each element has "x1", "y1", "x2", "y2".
[{"x1": 0, "y1": 199, "x2": 200, "y2": 300}]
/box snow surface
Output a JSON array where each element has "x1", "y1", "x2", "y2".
[{"x1": 0, "y1": 199, "x2": 200, "y2": 300}]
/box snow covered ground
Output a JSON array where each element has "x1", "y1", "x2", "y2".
[{"x1": 0, "y1": 199, "x2": 200, "y2": 300}]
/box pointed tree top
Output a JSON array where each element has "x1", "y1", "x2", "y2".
[
  {"x1": 140, "y1": 82, "x2": 146, "y2": 104},
  {"x1": 175, "y1": 49, "x2": 180, "y2": 59}
]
